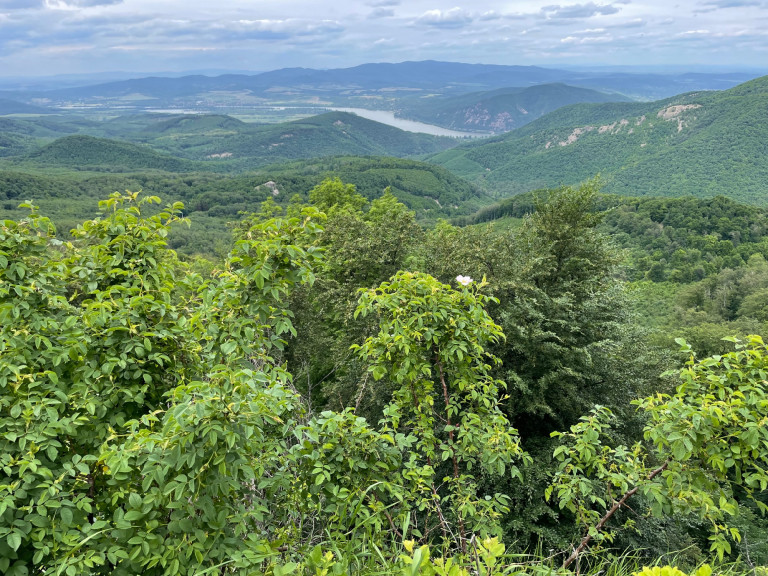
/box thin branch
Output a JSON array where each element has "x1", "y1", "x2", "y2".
[
  {"x1": 371, "y1": 493, "x2": 403, "y2": 540},
  {"x1": 436, "y1": 354, "x2": 466, "y2": 554},
  {"x1": 563, "y1": 460, "x2": 670, "y2": 569}
]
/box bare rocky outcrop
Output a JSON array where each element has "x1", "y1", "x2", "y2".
[
  {"x1": 559, "y1": 126, "x2": 594, "y2": 146},
  {"x1": 256, "y1": 180, "x2": 280, "y2": 196},
  {"x1": 657, "y1": 104, "x2": 702, "y2": 132},
  {"x1": 657, "y1": 104, "x2": 701, "y2": 120}
]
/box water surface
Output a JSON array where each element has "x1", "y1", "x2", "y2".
[{"x1": 328, "y1": 107, "x2": 481, "y2": 138}]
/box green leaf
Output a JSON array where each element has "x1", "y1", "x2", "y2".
[
  {"x1": 409, "y1": 547, "x2": 424, "y2": 576},
  {"x1": 7, "y1": 532, "x2": 21, "y2": 552},
  {"x1": 221, "y1": 341, "x2": 237, "y2": 355},
  {"x1": 274, "y1": 562, "x2": 298, "y2": 576},
  {"x1": 60, "y1": 507, "x2": 73, "y2": 526}
]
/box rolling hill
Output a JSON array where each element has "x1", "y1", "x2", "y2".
[
  {"x1": 0, "y1": 115, "x2": 115, "y2": 157},
  {"x1": 136, "y1": 114, "x2": 250, "y2": 135},
  {"x1": 249, "y1": 156, "x2": 491, "y2": 220},
  {"x1": 0, "y1": 111, "x2": 461, "y2": 172},
  {"x1": 19, "y1": 135, "x2": 199, "y2": 172},
  {"x1": 427, "y1": 75, "x2": 768, "y2": 204},
  {"x1": 130, "y1": 111, "x2": 460, "y2": 167},
  {"x1": 0, "y1": 155, "x2": 488, "y2": 222}
]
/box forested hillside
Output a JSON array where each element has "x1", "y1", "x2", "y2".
[
  {"x1": 0, "y1": 156, "x2": 491, "y2": 254},
  {"x1": 460, "y1": 188, "x2": 768, "y2": 356},
  {"x1": 399, "y1": 83, "x2": 632, "y2": 133},
  {"x1": 428, "y1": 75, "x2": 768, "y2": 203},
  {"x1": 21, "y1": 135, "x2": 200, "y2": 172},
  {"x1": 127, "y1": 112, "x2": 460, "y2": 165}
]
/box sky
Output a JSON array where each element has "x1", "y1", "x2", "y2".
[{"x1": 0, "y1": 0, "x2": 766, "y2": 77}]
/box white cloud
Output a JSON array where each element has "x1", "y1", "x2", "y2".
[
  {"x1": 561, "y1": 33, "x2": 613, "y2": 43},
  {"x1": 608, "y1": 18, "x2": 645, "y2": 28},
  {"x1": 541, "y1": 2, "x2": 621, "y2": 19},
  {"x1": 416, "y1": 7, "x2": 472, "y2": 28},
  {"x1": 0, "y1": 0, "x2": 766, "y2": 76},
  {"x1": 229, "y1": 18, "x2": 344, "y2": 40},
  {"x1": 44, "y1": 0, "x2": 122, "y2": 8},
  {"x1": 479, "y1": 10, "x2": 500, "y2": 20}
]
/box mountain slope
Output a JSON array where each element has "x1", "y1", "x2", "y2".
[
  {"x1": 137, "y1": 114, "x2": 250, "y2": 135},
  {"x1": 428, "y1": 75, "x2": 768, "y2": 204},
  {"x1": 399, "y1": 83, "x2": 632, "y2": 133},
  {"x1": 23, "y1": 62, "x2": 574, "y2": 101}
]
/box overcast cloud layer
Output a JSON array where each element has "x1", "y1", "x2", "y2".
[{"x1": 0, "y1": 0, "x2": 766, "y2": 76}]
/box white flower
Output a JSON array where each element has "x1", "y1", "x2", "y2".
[{"x1": 455, "y1": 275, "x2": 473, "y2": 286}]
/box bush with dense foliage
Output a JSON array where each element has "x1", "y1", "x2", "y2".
[{"x1": 2, "y1": 185, "x2": 768, "y2": 575}]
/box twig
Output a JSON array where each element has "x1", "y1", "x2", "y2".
[
  {"x1": 471, "y1": 534, "x2": 482, "y2": 576},
  {"x1": 436, "y1": 354, "x2": 466, "y2": 554},
  {"x1": 563, "y1": 460, "x2": 669, "y2": 569}
]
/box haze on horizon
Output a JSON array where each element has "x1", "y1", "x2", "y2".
[{"x1": 0, "y1": 0, "x2": 766, "y2": 79}]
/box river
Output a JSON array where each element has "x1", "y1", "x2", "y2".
[{"x1": 327, "y1": 107, "x2": 482, "y2": 138}]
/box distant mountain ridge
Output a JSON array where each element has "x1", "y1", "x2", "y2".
[
  {"x1": 4, "y1": 62, "x2": 575, "y2": 101},
  {"x1": 1, "y1": 61, "x2": 761, "y2": 112},
  {"x1": 427, "y1": 75, "x2": 768, "y2": 204},
  {"x1": 0, "y1": 98, "x2": 52, "y2": 115}
]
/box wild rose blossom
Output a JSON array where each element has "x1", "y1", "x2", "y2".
[{"x1": 456, "y1": 275, "x2": 473, "y2": 286}]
